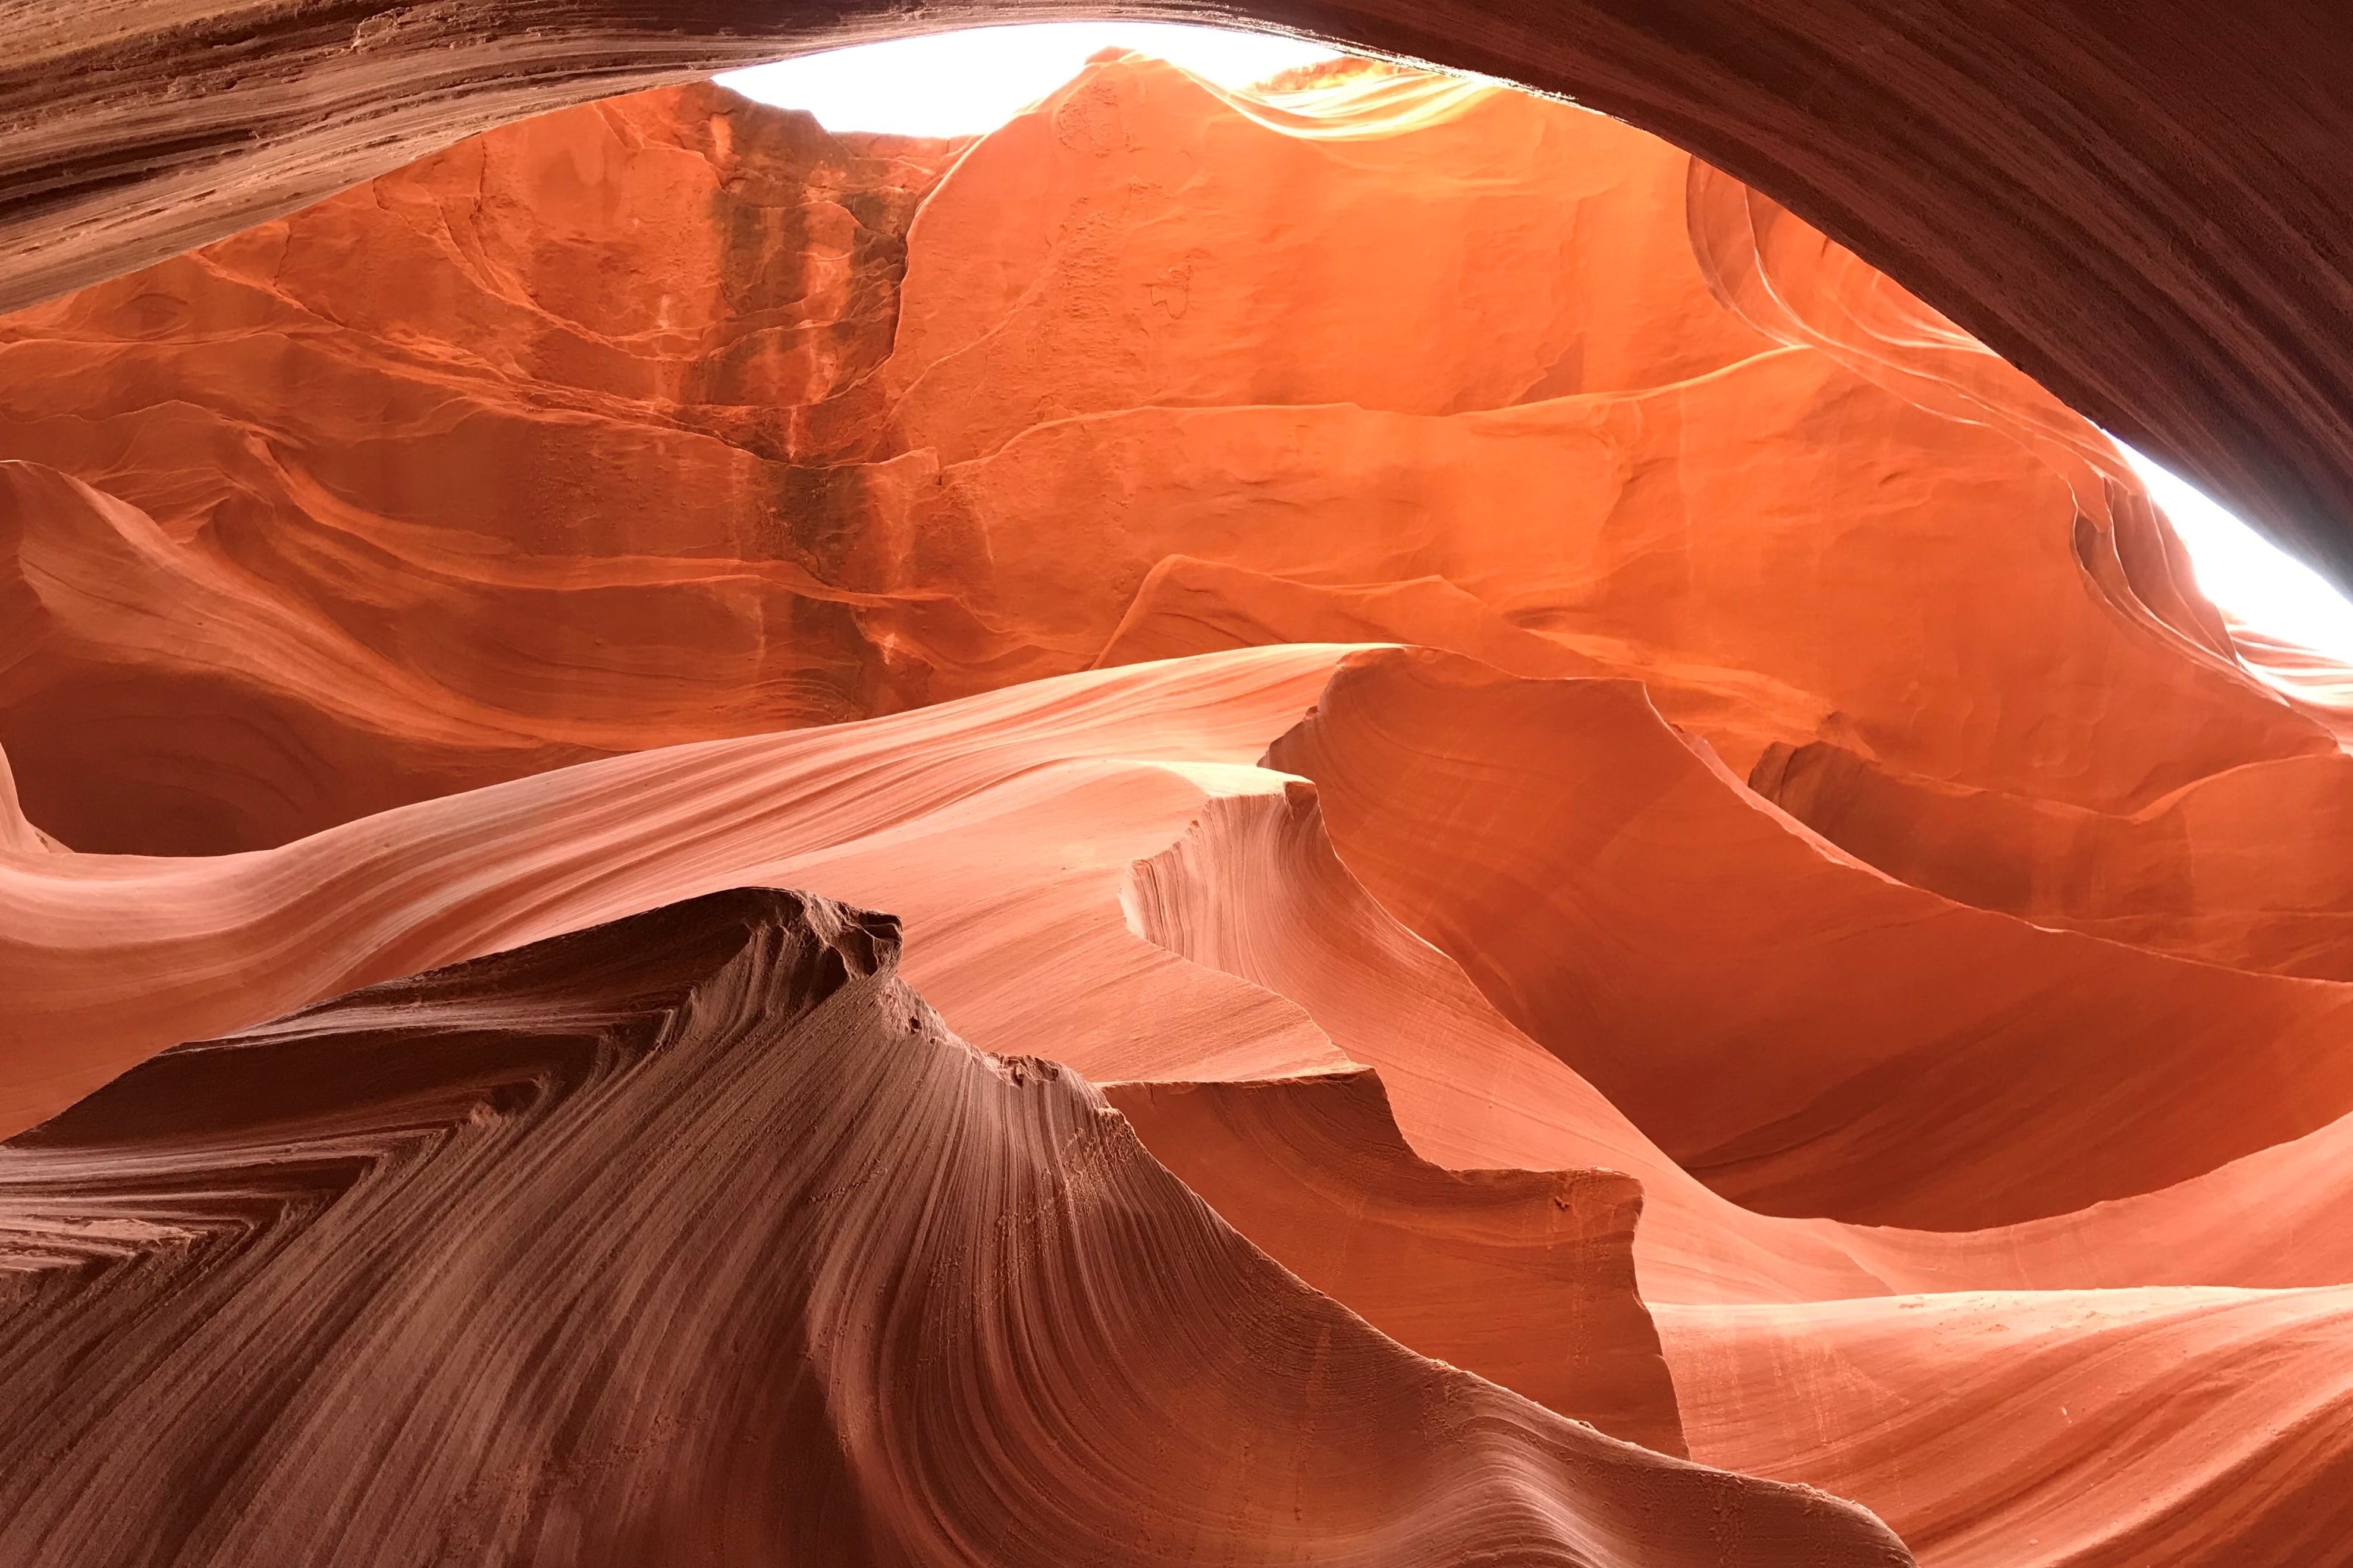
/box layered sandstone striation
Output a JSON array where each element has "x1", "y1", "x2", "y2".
[
  {"x1": 0, "y1": 887, "x2": 1907, "y2": 1566},
  {"x1": 7, "y1": 637, "x2": 2353, "y2": 1563},
  {"x1": 4, "y1": 48, "x2": 2353, "y2": 1568}
]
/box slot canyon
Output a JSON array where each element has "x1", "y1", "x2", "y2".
[{"x1": 4, "y1": 14, "x2": 2352, "y2": 1566}]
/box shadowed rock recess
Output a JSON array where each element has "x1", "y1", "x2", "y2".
[{"x1": 3, "y1": 41, "x2": 2352, "y2": 1568}]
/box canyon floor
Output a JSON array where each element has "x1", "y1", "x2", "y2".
[{"x1": 1, "y1": 51, "x2": 2348, "y2": 1567}]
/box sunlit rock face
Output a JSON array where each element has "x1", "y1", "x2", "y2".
[
  {"x1": 0, "y1": 83, "x2": 970, "y2": 854},
  {"x1": 10, "y1": 54, "x2": 2327, "y2": 857},
  {"x1": 5, "y1": 51, "x2": 2353, "y2": 1568}
]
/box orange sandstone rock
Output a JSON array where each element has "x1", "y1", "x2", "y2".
[
  {"x1": 1265, "y1": 648, "x2": 2353, "y2": 1229},
  {"x1": 1105, "y1": 1066, "x2": 1688, "y2": 1455},
  {"x1": 10, "y1": 48, "x2": 2353, "y2": 1568},
  {"x1": 0, "y1": 887, "x2": 1910, "y2": 1567},
  {"x1": 5, "y1": 59, "x2": 2326, "y2": 865}
]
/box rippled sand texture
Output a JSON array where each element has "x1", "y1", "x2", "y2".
[{"x1": 5, "y1": 52, "x2": 2353, "y2": 1568}]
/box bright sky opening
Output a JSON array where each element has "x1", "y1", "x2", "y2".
[
  {"x1": 2118, "y1": 445, "x2": 2353, "y2": 669},
  {"x1": 717, "y1": 23, "x2": 1345, "y2": 137}
]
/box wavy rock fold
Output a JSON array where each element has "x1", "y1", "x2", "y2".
[
  {"x1": 0, "y1": 887, "x2": 1907, "y2": 1567},
  {"x1": 2, "y1": 43, "x2": 2351, "y2": 1568}
]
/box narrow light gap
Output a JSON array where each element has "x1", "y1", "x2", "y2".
[
  {"x1": 2116, "y1": 444, "x2": 2353, "y2": 673},
  {"x1": 717, "y1": 23, "x2": 1345, "y2": 136}
]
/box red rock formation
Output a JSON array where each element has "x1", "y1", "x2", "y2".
[
  {"x1": 877, "y1": 61, "x2": 1769, "y2": 459},
  {"x1": 0, "y1": 64, "x2": 1762, "y2": 850},
  {"x1": 7, "y1": 639, "x2": 2352, "y2": 1562},
  {"x1": 1119, "y1": 776, "x2": 2353, "y2": 1303},
  {"x1": 0, "y1": 458, "x2": 579, "y2": 850},
  {"x1": 1124, "y1": 685, "x2": 2353, "y2": 1567},
  {"x1": 1753, "y1": 739, "x2": 2353, "y2": 981},
  {"x1": 0, "y1": 885, "x2": 1910, "y2": 1566},
  {"x1": 1263, "y1": 648, "x2": 2353, "y2": 1228},
  {"x1": 5, "y1": 59, "x2": 2330, "y2": 861},
  {"x1": 8, "y1": 40, "x2": 2353, "y2": 1568},
  {"x1": 10, "y1": 2, "x2": 2353, "y2": 602},
  {"x1": 1105, "y1": 1066, "x2": 1688, "y2": 1454},
  {"x1": 1659, "y1": 1289, "x2": 2353, "y2": 1567},
  {"x1": 0, "y1": 645, "x2": 1351, "y2": 1138},
  {"x1": 0, "y1": 87, "x2": 970, "y2": 851}
]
